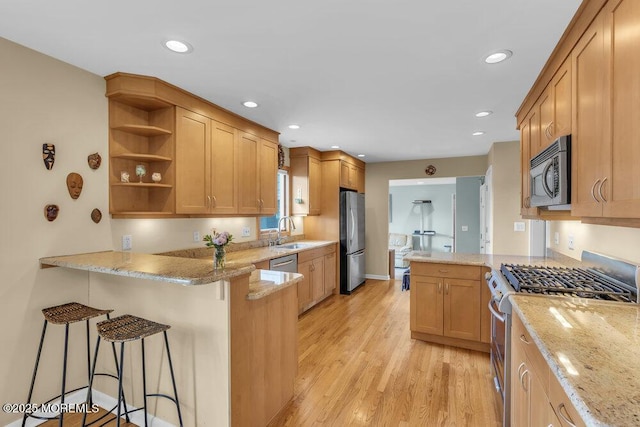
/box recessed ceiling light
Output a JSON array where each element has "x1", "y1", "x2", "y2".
[
  {"x1": 484, "y1": 50, "x2": 512, "y2": 64},
  {"x1": 331, "y1": 145, "x2": 340, "y2": 149},
  {"x1": 288, "y1": 124, "x2": 300, "y2": 129},
  {"x1": 475, "y1": 111, "x2": 493, "y2": 118},
  {"x1": 357, "y1": 154, "x2": 365, "y2": 158},
  {"x1": 164, "y1": 40, "x2": 193, "y2": 54},
  {"x1": 472, "y1": 131, "x2": 485, "y2": 136},
  {"x1": 242, "y1": 101, "x2": 258, "y2": 108}
]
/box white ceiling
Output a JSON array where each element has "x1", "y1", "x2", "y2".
[{"x1": 0, "y1": 0, "x2": 582, "y2": 163}]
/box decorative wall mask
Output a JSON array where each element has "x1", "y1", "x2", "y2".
[
  {"x1": 42, "y1": 144, "x2": 55, "y2": 170},
  {"x1": 66, "y1": 172, "x2": 84, "y2": 199},
  {"x1": 87, "y1": 152, "x2": 102, "y2": 170},
  {"x1": 44, "y1": 204, "x2": 59, "y2": 221},
  {"x1": 425, "y1": 165, "x2": 437, "y2": 176},
  {"x1": 91, "y1": 208, "x2": 102, "y2": 223}
]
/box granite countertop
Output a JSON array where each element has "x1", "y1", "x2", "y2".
[
  {"x1": 510, "y1": 295, "x2": 640, "y2": 427},
  {"x1": 195, "y1": 240, "x2": 337, "y2": 265},
  {"x1": 39, "y1": 251, "x2": 255, "y2": 286},
  {"x1": 248, "y1": 269, "x2": 303, "y2": 300},
  {"x1": 404, "y1": 251, "x2": 574, "y2": 270}
]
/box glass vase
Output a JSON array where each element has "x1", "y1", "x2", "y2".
[{"x1": 214, "y1": 246, "x2": 226, "y2": 270}]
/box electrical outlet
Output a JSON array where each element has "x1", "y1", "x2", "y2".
[
  {"x1": 122, "y1": 235, "x2": 132, "y2": 251},
  {"x1": 242, "y1": 226, "x2": 251, "y2": 237},
  {"x1": 193, "y1": 231, "x2": 200, "y2": 242},
  {"x1": 554, "y1": 232, "x2": 560, "y2": 245},
  {"x1": 568, "y1": 235, "x2": 575, "y2": 250}
]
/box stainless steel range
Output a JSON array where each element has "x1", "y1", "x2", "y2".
[{"x1": 485, "y1": 251, "x2": 639, "y2": 427}]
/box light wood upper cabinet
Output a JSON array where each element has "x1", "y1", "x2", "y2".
[
  {"x1": 210, "y1": 120, "x2": 238, "y2": 214},
  {"x1": 520, "y1": 109, "x2": 540, "y2": 217},
  {"x1": 571, "y1": 13, "x2": 608, "y2": 218},
  {"x1": 290, "y1": 147, "x2": 322, "y2": 216},
  {"x1": 175, "y1": 108, "x2": 211, "y2": 214},
  {"x1": 340, "y1": 161, "x2": 360, "y2": 191},
  {"x1": 571, "y1": 1, "x2": 640, "y2": 220},
  {"x1": 175, "y1": 109, "x2": 239, "y2": 214},
  {"x1": 356, "y1": 166, "x2": 365, "y2": 193},
  {"x1": 106, "y1": 72, "x2": 279, "y2": 218},
  {"x1": 238, "y1": 133, "x2": 278, "y2": 215},
  {"x1": 536, "y1": 59, "x2": 572, "y2": 156}
]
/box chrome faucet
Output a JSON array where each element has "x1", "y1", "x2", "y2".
[{"x1": 276, "y1": 216, "x2": 296, "y2": 245}]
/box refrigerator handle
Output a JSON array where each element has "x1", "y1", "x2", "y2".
[
  {"x1": 353, "y1": 251, "x2": 365, "y2": 257},
  {"x1": 350, "y1": 207, "x2": 355, "y2": 243}
]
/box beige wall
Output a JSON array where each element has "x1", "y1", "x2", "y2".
[
  {"x1": 548, "y1": 221, "x2": 640, "y2": 264},
  {"x1": 0, "y1": 38, "x2": 112, "y2": 424},
  {"x1": 488, "y1": 140, "x2": 530, "y2": 256},
  {"x1": 365, "y1": 156, "x2": 488, "y2": 277}
]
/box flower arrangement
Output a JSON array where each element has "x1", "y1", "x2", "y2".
[{"x1": 204, "y1": 230, "x2": 233, "y2": 270}]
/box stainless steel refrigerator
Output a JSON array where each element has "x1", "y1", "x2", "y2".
[{"x1": 340, "y1": 191, "x2": 365, "y2": 294}]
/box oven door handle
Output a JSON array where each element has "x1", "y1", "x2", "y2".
[{"x1": 488, "y1": 299, "x2": 505, "y2": 323}]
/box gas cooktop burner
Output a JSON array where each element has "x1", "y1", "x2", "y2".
[{"x1": 500, "y1": 264, "x2": 637, "y2": 303}]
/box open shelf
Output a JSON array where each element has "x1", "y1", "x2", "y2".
[
  {"x1": 112, "y1": 153, "x2": 172, "y2": 162},
  {"x1": 112, "y1": 124, "x2": 172, "y2": 136},
  {"x1": 112, "y1": 182, "x2": 173, "y2": 188}
]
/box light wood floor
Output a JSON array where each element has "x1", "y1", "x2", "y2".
[{"x1": 269, "y1": 279, "x2": 502, "y2": 426}]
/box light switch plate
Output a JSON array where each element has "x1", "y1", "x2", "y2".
[
  {"x1": 554, "y1": 232, "x2": 560, "y2": 245},
  {"x1": 514, "y1": 222, "x2": 526, "y2": 232},
  {"x1": 193, "y1": 231, "x2": 200, "y2": 242},
  {"x1": 122, "y1": 235, "x2": 132, "y2": 251},
  {"x1": 461, "y1": 225, "x2": 469, "y2": 232},
  {"x1": 568, "y1": 235, "x2": 575, "y2": 250}
]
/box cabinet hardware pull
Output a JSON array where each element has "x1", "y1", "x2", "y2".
[
  {"x1": 591, "y1": 179, "x2": 601, "y2": 203},
  {"x1": 212, "y1": 195, "x2": 217, "y2": 207},
  {"x1": 517, "y1": 362, "x2": 526, "y2": 378},
  {"x1": 519, "y1": 334, "x2": 530, "y2": 344},
  {"x1": 557, "y1": 403, "x2": 577, "y2": 427},
  {"x1": 438, "y1": 282, "x2": 442, "y2": 293},
  {"x1": 207, "y1": 196, "x2": 212, "y2": 209},
  {"x1": 520, "y1": 369, "x2": 529, "y2": 391},
  {"x1": 598, "y1": 177, "x2": 608, "y2": 203}
]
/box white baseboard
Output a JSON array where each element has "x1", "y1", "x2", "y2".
[
  {"x1": 365, "y1": 274, "x2": 390, "y2": 280},
  {"x1": 6, "y1": 389, "x2": 175, "y2": 427}
]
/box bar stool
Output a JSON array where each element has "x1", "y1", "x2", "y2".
[
  {"x1": 83, "y1": 314, "x2": 183, "y2": 427},
  {"x1": 23, "y1": 302, "x2": 122, "y2": 427}
]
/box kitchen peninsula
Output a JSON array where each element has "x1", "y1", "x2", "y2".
[{"x1": 40, "y1": 251, "x2": 302, "y2": 426}]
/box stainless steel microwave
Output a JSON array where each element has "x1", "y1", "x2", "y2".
[{"x1": 530, "y1": 135, "x2": 570, "y2": 208}]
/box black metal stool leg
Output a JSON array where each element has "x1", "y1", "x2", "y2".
[
  {"x1": 59, "y1": 323, "x2": 70, "y2": 427},
  {"x1": 82, "y1": 336, "x2": 101, "y2": 427},
  {"x1": 116, "y1": 342, "x2": 125, "y2": 427},
  {"x1": 85, "y1": 319, "x2": 92, "y2": 405},
  {"x1": 141, "y1": 338, "x2": 148, "y2": 427},
  {"x1": 22, "y1": 320, "x2": 48, "y2": 427},
  {"x1": 106, "y1": 313, "x2": 130, "y2": 423},
  {"x1": 164, "y1": 331, "x2": 183, "y2": 427}
]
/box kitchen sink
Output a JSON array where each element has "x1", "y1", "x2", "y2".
[{"x1": 276, "y1": 243, "x2": 312, "y2": 250}]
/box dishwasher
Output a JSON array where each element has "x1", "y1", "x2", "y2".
[{"x1": 269, "y1": 253, "x2": 298, "y2": 273}]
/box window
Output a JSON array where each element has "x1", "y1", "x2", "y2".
[{"x1": 260, "y1": 170, "x2": 289, "y2": 231}]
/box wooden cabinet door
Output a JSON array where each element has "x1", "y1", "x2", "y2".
[
  {"x1": 602, "y1": 0, "x2": 640, "y2": 218},
  {"x1": 529, "y1": 367, "x2": 553, "y2": 427},
  {"x1": 552, "y1": 59, "x2": 572, "y2": 140},
  {"x1": 510, "y1": 337, "x2": 529, "y2": 427},
  {"x1": 410, "y1": 275, "x2": 443, "y2": 335},
  {"x1": 571, "y1": 13, "x2": 609, "y2": 218},
  {"x1": 443, "y1": 278, "x2": 480, "y2": 341},
  {"x1": 210, "y1": 120, "x2": 238, "y2": 214},
  {"x1": 175, "y1": 108, "x2": 211, "y2": 214},
  {"x1": 238, "y1": 132, "x2": 260, "y2": 214},
  {"x1": 308, "y1": 156, "x2": 322, "y2": 215},
  {"x1": 520, "y1": 112, "x2": 539, "y2": 217},
  {"x1": 356, "y1": 166, "x2": 365, "y2": 193},
  {"x1": 538, "y1": 88, "x2": 554, "y2": 154},
  {"x1": 340, "y1": 161, "x2": 351, "y2": 189},
  {"x1": 311, "y1": 256, "x2": 325, "y2": 301},
  {"x1": 259, "y1": 139, "x2": 278, "y2": 215},
  {"x1": 297, "y1": 260, "x2": 312, "y2": 312},
  {"x1": 324, "y1": 251, "x2": 336, "y2": 294}
]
